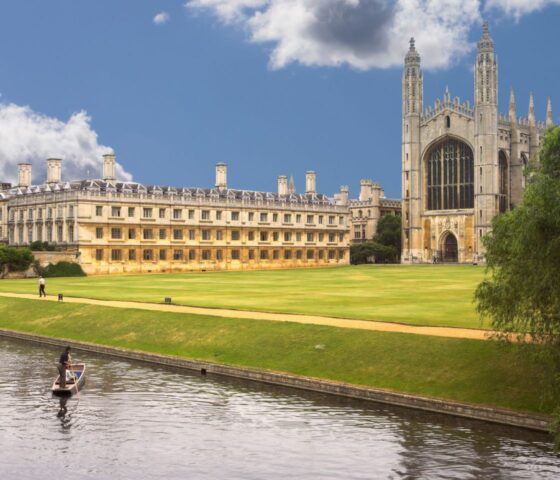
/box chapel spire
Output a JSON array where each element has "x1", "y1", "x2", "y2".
[
  {"x1": 528, "y1": 93, "x2": 536, "y2": 126},
  {"x1": 288, "y1": 175, "x2": 296, "y2": 194},
  {"x1": 509, "y1": 88, "x2": 516, "y2": 123},
  {"x1": 547, "y1": 97, "x2": 554, "y2": 127}
]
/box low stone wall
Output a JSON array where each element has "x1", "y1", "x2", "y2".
[
  {"x1": 33, "y1": 250, "x2": 79, "y2": 266},
  {"x1": 0, "y1": 328, "x2": 552, "y2": 432}
]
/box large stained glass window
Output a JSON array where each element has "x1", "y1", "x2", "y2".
[{"x1": 427, "y1": 138, "x2": 474, "y2": 210}]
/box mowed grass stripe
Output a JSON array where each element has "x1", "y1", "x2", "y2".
[
  {"x1": 0, "y1": 265, "x2": 486, "y2": 328},
  {"x1": 0, "y1": 296, "x2": 550, "y2": 414}
]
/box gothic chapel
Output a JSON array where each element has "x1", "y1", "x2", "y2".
[{"x1": 401, "y1": 23, "x2": 554, "y2": 263}]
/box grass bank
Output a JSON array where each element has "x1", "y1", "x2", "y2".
[
  {"x1": 0, "y1": 296, "x2": 551, "y2": 415},
  {"x1": 0, "y1": 265, "x2": 486, "y2": 329}
]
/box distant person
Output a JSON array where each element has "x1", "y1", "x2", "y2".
[
  {"x1": 57, "y1": 346, "x2": 72, "y2": 388},
  {"x1": 38, "y1": 276, "x2": 46, "y2": 297}
]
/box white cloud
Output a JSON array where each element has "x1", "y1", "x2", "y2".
[
  {"x1": 486, "y1": 0, "x2": 560, "y2": 19},
  {"x1": 0, "y1": 103, "x2": 132, "y2": 185},
  {"x1": 153, "y1": 11, "x2": 171, "y2": 25},
  {"x1": 187, "y1": 0, "x2": 482, "y2": 70}
]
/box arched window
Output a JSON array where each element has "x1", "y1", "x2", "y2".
[
  {"x1": 426, "y1": 138, "x2": 474, "y2": 210},
  {"x1": 499, "y1": 151, "x2": 509, "y2": 213},
  {"x1": 445, "y1": 115, "x2": 451, "y2": 128}
]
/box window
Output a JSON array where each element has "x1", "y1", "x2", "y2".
[
  {"x1": 284, "y1": 250, "x2": 292, "y2": 260},
  {"x1": 96, "y1": 228, "x2": 103, "y2": 239},
  {"x1": 96, "y1": 206, "x2": 103, "y2": 216},
  {"x1": 260, "y1": 250, "x2": 268, "y2": 260},
  {"x1": 231, "y1": 211, "x2": 240, "y2": 221},
  {"x1": 248, "y1": 231, "x2": 255, "y2": 241},
  {"x1": 111, "y1": 206, "x2": 121, "y2": 217},
  {"x1": 202, "y1": 250, "x2": 211, "y2": 260},
  {"x1": 260, "y1": 212, "x2": 268, "y2": 222},
  {"x1": 296, "y1": 214, "x2": 301, "y2": 223},
  {"x1": 296, "y1": 232, "x2": 302, "y2": 241},
  {"x1": 159, "y1": 249, "x2": 167, "y2": 261},
  {"x1": 111, "y1": 228, "x2": 122, "y2": 239},
  {"x1": 306, "y1": 215, "x2": 314, "y2": 224},
  {"x1": 201, "y1": 229, "x2": 211, "y2": 240},
  {"x1": 284, "y1": 232, "x2": 292, "y2": 242},
  {"x1": 111, "y1": 249, "x2": 122, "y2": 261},
  {"x1": 68, "y1": 206, "x2": 74, "y2": 218},
  {"x1": 57, "y1": 224, "x2": 63, "y2": 241},
  {"x1": 307, "y1": 250, "x2": 314, "y2": 260},
  {"x1": 339, "y1": 216, "x2": 344, "y2": 225},
  {"x1": 231, "y1": 230, "x2": 240, "y2": 241},
  {"x1": 189, "y1": 249, "x2": 196, "y2": 260},
  {"x1": 426, "y1": 138, "x2": 474, "y2": 210},
  {"x1": 248, "y1": 212, "x2": 254, "y2": 221},
  {"x1": 272, "y1": 213, "x2": 278, "y2": 222},
  {"x1": 159, "y1": 208, "x2": 166, "y2": 219},
  {"x1": 128, "y1": 207, "x2": 135, "y2": 217},
  {"x1": 188, "y1": 210, "x2": 195, "y2": 220},
  {"x1": 28, "y1": 209, "x2": 33, "y2": 220},
  {"x1": 143, "y1": 249, "x2": 153, "y2": 261},
  {"x1": 188, "y1": 229, "x2": 195, "y2": 240},
  {"x1": 272, "y1": 232, "x2": 279, "y2": 241},
  {"x1": 273, "y1": 250, "x2": 279, "y2": 260},
  {"x1": 339, "y1": 233, "x2": 344, "y2": 242},
  {"x1": 143, "y1": 208, "x2": 152, "y2": 218},
  {"x1": 318, "y1": 215, "x2": 323, "y2": 224},
  {"x1": 95, "y1": 249, "x2": 103, "y2": 261},
  {"x1": 173, "y1": 250, "x2": 183, "y2": 260},
  {"x1": 260, "y1": 231, "x2": 268, "y2": 241},
  {"x1": 328, "y1": 216, "x2": 335, "y2": 225},
  {"x1": 173, "y1": 209, "x2": 182, "y2": 219},
  {"x1": 159, "y1": 229, "x2": 166, "y2": 240},
  {"x1": 248, "y1": 249, "x2": 255, "y2": 260},
  {"x1": 499, "y1": 151, "x2": 509, "y2": 213},
  {"x1": 296, "y1": 250, "x2": 302, "y2": 259},
  {"x1": 173, "y1": 229, "x2": 183, "y2": 240},
  {"x1": 318, "y1": 250, "x2": 324, "y2": 259},
  {"x1": 128, "y1": 228, "x2": 136, "y2": 240},
  {"x1": 284, "y1": 214, "x2": 292, "y2": 223},
  {"x1": 445, "y1": 115, "x2": 451, "y2": 128},
  {"x1": 307, "y1": 233, "x2": 314, "y2": 242},
  {"x1": 216, "y1": 250, "x2": 223, "y2": 260},
  {"x1": 143, "y1": 229, "x2": 153, "y2": 240},
  {"x1": 328, "y1": 250, "x2": 335, "y2": 260},
  {"x1": 201, "y1": 210, "x2": 210, "y2": 220},
  {"x1": 216, "y1": 231, "x2": 223, "y2": 241},
  {"x1": 216, "y1": 211, "x2": 222, "y2": 220},
  {"x1": 128, "y1": 249, "x2": 136, "y2": 261},
  {"x1": 231, "y1": 250, "x2": 240, "y2": 260},
  {"x1": 329, "y1": 233, "x2": 335, "y2": 243}
]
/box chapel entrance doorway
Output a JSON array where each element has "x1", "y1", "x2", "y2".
[{"x1": 442, "y1": 232, "x2": 458, "y2": 263}]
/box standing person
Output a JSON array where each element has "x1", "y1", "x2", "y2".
[
  {"x1": 57, "y1": 347, "x2": 71, "y2": 388},
  {"x1": 38, "y1": 276, "x2": 46, "y2": 297}
]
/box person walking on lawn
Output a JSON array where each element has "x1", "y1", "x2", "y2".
[{"x1": 38, "y1": 276, "x2": 46, "y2": 297}]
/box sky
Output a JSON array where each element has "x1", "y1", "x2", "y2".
[{"x1": 0, "y1": 1, "x2": 559, "y2": 199}]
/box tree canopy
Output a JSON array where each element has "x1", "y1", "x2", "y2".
[{"x1": 0, "y1": 245, "x2": 34, "y2": 278}]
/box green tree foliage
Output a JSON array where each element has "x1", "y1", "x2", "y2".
[
  {"x1": 29, "y1": 241, "x2": 58, "y2": 252},
  {"x1": 0, "y1": 245, "x2": 34, "y2": 278},
  {"x1": 475, "y1": 126, "x2": 560, "y2": 447},
  {"x1": 350, "y1": 241, "x2": 398, "y2": 264},
  {"x1": 33, "y1": 261, "x2": 86, "y2": 278},
  {"x1": 373, "y1": 214, "x2": 402, "y2": 254}
]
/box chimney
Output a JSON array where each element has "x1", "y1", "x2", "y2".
[
  {"x1": 359, "y1": 179, "x2": 373, "y2": 202},
  {"x1": 305, "y1": 171, "x2": 316, "y2": 194},
  {"x1": 335, "y1": 185, "x2": 349, "y2": 206},
  {"x1": 103, "y1": 153, "x2": 116, "y2": 182},
  {"x1": 46, "y1": 158, "x2": 62, "y2": 184},
  {"x1": 278, "y1": 175, "x2": 288, "y2": 196},
  {"x1": 18, "y1": 163, "x2": 32, "y2": 188},
  {"x1": 215, "y1": 163, "x2": 227, "y2": 190}
]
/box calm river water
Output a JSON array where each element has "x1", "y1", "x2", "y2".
[{"x1": 1, "y1": 338, "x2": 559, "y2": 479}]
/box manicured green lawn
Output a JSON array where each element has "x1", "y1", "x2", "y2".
[
  {"x1": 0, "y1": 296, "x2": 549, "y2": 414},
  {"x1": 0, "y1": 265, "x2": 487, "y2": 328}
]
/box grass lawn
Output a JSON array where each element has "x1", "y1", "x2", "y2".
[
  {"x1": 0, "y1": 265, "x2": 487, "y2": 329},
  {"x1": 0, "y1": 296, "x2": 550, "y2": 414}
]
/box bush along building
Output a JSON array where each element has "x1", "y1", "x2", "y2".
[
  {"x1": 402, "y1": 23, "x2": 554, "y2": 263},
  {"x1": 0, "y1": 156, "x2": 350, "y2": 274}
]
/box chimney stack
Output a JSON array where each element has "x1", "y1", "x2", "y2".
[
  {"x1": 46, "y1": 158, "x2": 62, "y2": 184},
  {"x1": 215, "y1": 162, "x2": 227, "y2": 190},
  {"x1": 305, "y1": 171, "x2": 316, "y2": 194},
  {"x1": 278, "y1": 175, "x2": 288, "y2": 196},
  {"x1": 335, "y1": 185, "x2": 349, "y2": 206},
  {"x1": 18, "y1": 163, "x2": 32, "y2": 188},
  {"x1": 103, "y1": 154, "x2": 116, "y2": 182}
]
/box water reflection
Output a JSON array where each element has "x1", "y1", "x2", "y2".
[{"x1": 1, "y1": 338, "x2": 559, "y2": 479}]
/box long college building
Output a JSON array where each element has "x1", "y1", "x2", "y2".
[
  {"x1": 402, "y1": 23, "x2": 554, "y2": 263},
  {"x1": 0, "y1": 157, "x2": 350, "y2": 274}
]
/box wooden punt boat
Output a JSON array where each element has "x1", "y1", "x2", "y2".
[{"x1": 52, "y1": 364, "x2": 86, "y2": 396}]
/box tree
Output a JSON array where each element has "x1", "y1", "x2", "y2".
[
  {"x1": 475, "y1": 126, "x2": 560, "y2": 446},
  {"x1": 374, "y1": 214, "x2": 402, "y2": 262},
  {"x1": 0, "y1": 245, "x2": 34, "y2": 278}
]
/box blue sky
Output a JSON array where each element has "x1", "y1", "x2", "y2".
[{"x1": 0, "y1": 1, "x2": 559, "y2": 198}]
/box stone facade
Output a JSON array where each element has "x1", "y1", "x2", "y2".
[
  {"x1": 349, "y1": 180, "x2": 401, "y2": 243},
  {"x1": 1, "y1": 157, "x2": 350, "y2": 274},
  {"x1": 402, "y1": 23, "x2": 553, "y2": 263}
]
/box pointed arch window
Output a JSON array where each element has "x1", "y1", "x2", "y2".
[{"x1": 426, "y1": 138, "x2": 474, "y2": 210}]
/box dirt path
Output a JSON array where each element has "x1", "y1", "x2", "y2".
[{"x1": 0, "y1": 291, "x2": 493, "y2": 341}]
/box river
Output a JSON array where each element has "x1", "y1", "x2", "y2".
[{"x1": 1, "y1": 338, "x2": 559, "y2": 479}]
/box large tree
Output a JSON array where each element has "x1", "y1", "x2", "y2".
[{"x1": 0, "y1": 245, "x2": 34, "y2": 278}]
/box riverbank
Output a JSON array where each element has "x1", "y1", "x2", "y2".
[{"x1": 0, "y1": 296, "x2": 554, "y2": 427}]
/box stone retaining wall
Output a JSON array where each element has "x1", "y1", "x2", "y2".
[{"x1": 0, "y1": 328, "x2": 552, "y2": 432}]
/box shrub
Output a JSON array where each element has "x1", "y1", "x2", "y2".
[
  {"x1": 34, "y1": 261, "x2": 86, "y2": 278},
  {"x1": 0, "y1": 245, "x2": 34, "y2": 278}
]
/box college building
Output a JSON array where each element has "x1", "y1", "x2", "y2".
[
  {"x1": 402, "y1": 23, "x2": 554, "y2": 263},
  {"x1": 0, "y1": 157, "x2": 350, "y2": 274}
]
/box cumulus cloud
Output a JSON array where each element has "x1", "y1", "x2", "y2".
[
  {"x1": 486, "y1": 0, "x2": 560, "y2": 19},
  {"x1": 187, "y1": 0, "x2": 559, "y2": 70},
  {"x1": 153, "y1": 11, "x2": 171, "y2": 25},
  {"x1": 0, "y1": 103, "x2": 132, "y2": 185}
]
